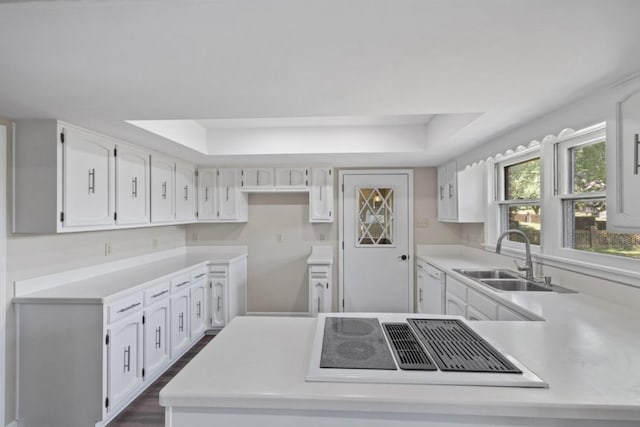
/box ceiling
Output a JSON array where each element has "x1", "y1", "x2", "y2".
[{"x1": 1, "y1": 0, "x2": 640, "y2": 166}]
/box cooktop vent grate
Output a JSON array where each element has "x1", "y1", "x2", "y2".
[
  {"x1": 407, "y1": 319, "x2": 522, "y2": 374},
  {"x1": 382, "y1": 323, "x2": 437, "y2": 371}
]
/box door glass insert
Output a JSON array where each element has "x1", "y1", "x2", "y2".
[{"x1": 357, "y1": 187, "x2": 394, "y2": 245}]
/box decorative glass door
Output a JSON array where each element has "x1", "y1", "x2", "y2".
[{"x1": 356, "y1": 187, "x2": 394, "y2": 246}]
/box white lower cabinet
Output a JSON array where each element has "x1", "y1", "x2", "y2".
[
  {"x1": 143, "y1": 298, "x2": 171, "y2": 381},
  {"x1": 170, "y1": 288, "x2": 191, "y2": 358},
  {"x1": 497, "y1": 304, "x2": 528, "y2": 321},
  {"x1": 445, "y1": 292, "x2": 467, "y2": 317},
  {"x1": 466, "y1": 306, "x2": 491, "y2": 321},
  {"x1": 107, "y1": 311, "x2": 144, "y2": 412},
  {"x1": 190, "y1": 279, "x2": 208, "y2": 338},
  {"x1": 309, "y1": 264, "x2": 332, "y2": 316},
  {"x1": 210, "y1": 277, "x2": 226, "y2": 328}
]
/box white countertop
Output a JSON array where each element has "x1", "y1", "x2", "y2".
[
  {"x1": 159, "y1": 246, "x2": 640, "y2": 421},
  {"x1": 307, "y1": 245, "x2": 334, "y2": 265},
  {"x1": 13, "y1": 246, "x2": 247, "y2": 304}
]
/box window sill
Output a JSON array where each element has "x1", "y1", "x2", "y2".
[{"x1": 482, "y1": 245, "x2": 640, "y2": 289}]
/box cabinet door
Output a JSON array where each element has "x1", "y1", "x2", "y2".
[
  {"x1": 497, "y1": 305, "x2": 528, "y2": 321},
  {"x1": 467, "y1": 306, "x2": 490, "y2": 321},
  {"x1": 190, "y1": 281, "x2": 207, "y2": 339},
  {"x1": 241, "y1": 167, "x2": 273, "y2": 188},
  {"x1": 144, "y1": 300, "x2": 170, "y2": 379},
  {"x1": 170, "y1": 291, "x2": 190, "y2": 358},
  {"x1": 211, "y1": 278, "x2": 226, "y2": 327},
  {"x1": 609, "y1": 89, "x2": 640, "y2": 231},
  {"x1": 309, "y1": 167, "x2": 333, "y2": 222},
  {"x1": 197, "y1": 168, "x2": 217, "y2": 220},
  {"x1": 175, "y1": 163, "x2": 196, "y2": 221},
  {"x1": 416, "y1": 263, "x2": 425, "y2": 313},
  {"x1": 275, "y1": 167, "x2": 308, "y2": 188},
  {"x1": 446, "y1": 161, "x2": 458, "y2": 220},
  {"x1": 150, "y1": 156, "x2": 174, "y2": 223},
  {"x1": 107, "y1": 313, "x2": 143, "y2": 412},
  {"x1": 62, "y1": 126, "x2": 115, "y2": 227},
  {"x1": 436, "y1": 165, "x2": 448, "y2": 221},
  {"x1": 218, "y1": 168, "x2": 239, "y2": 220},
  {"x1": 445, "y1": 293, "x2": 466, "y2": 317},
  {"x1": 116, "y1": 145, "x2": 149, "y2": 225}
]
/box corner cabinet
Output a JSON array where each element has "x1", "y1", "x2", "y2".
[
  {"x1": 14, "y1": 120, "x2": 117, "y2": 233},
  {"x1": 197, "y1": 168, "x2": 248, "y2": 222},
  {"x1": 607, "y1": 87, "x2": 640, "y2": 232},
  {"x1": 437, "y1": 161, "x2": 485, "y2": 223}
]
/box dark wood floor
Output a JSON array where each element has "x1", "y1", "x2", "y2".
[{"x1": 108, "y1": 334, "x2": 215, "y2": 427}]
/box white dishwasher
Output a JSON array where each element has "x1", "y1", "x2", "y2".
[{"x1": 419, "y1": 262, "x2": 445, "y2": 314}]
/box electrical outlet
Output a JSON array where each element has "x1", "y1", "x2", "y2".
[
  {"x1": 416, "y1": 217, "x2": 429, "y2": 228},
  {"x1": 152, "y1": 238, "x2": 158, "y2": 248},
  {"x1": 104, "y1": 243, "x2": 112, "y2": 256},
  {"x1": 277, "y1": 233, "x2": 284, "y2": 243},
  {"x1": 320, "y1": 233, "x2": 325, "y2": 241},
  {"x1": 192, "y1": 233, "x2": 199, "y2": 242}
]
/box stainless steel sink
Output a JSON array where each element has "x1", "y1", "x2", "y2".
[
  {"x1": 453, "y1": 269, "x2": 520, "y2": 280},
  {"x1": 479, "y1": 279, "x2": 552, "y2": 292}
]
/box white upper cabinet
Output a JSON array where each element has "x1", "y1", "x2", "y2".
[
  {"x1": 607, "y1": 87, "x2": 640, "y2": 232},
  {"x1": 175, "y1": 162, "x2": 196, "y2": 221},
  {"x1": 275, "y1": 167, "x2": 309, "y2": 189},
  {"x1": 13, "y1": 120, "x2": 117, "y2": 233},
  {"x1": 150, "y1": 155, "x2": 175, "y2": 223},
  {"x1": 115, "y1": 145, "x2": 150, "y2": 225},
  {"x1": 62, "y1": 125, "x2": 116, "y2": 228},
  {"x1": 437, "y1": 161, "x2": 485, "y2": 223},
  {"x1": 241, "y1": 167, "x2": 273, "y2": 189},
  {"x1": 197, "y1": 168, "x2": 248, "y2": 222},
  {"x1": 309, "y1": 167, "x2": 333, "y2": 222}
]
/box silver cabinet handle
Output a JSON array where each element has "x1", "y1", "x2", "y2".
[
  {"x1": 123, "y1": 345, "x2": 131, "y2": 372},
  {"x1": 132, "y1": 177, "x2": 138, "y2": 198},
  {"x1": 194, "y1": 273, "x2": 206, "y2": 279},
  {"x1": 289, "y1": 170, "x2": 292, "y2": 185},
  {"x1": 88, "y1": 168, "x2": 96, "y2": 194},
  {"x1": 635, "y1": 133, "x2": 640, "y2": 175},
  {"x1": 217, "y1": 295, "x2": 221, "y2": 312},
  {"x1": 178, "y1": 312, "x2": 184, "y2": 332},
  {"x1": 439, "y1": 185, "x2": 444, "y2": 200},
  {"x1": 197, "y1": 301, "x2": 201, "y2": 318},
  {"x1": 155, "y1": 326, "x2": 161, "y2": 349},
  {"x1": 116, "y1": 302, "x2": 141, "y2": 314},
  {"x1": 176, "y1": 280, "x2": 190, "y2": 288},
  {"x1": 226, "y1": 185, "x2": 229, "y2": 201},
  {"x1": 162, "y1": 181, "x2": 167, "y2": 200},
  {"x1": 448, "y1": 184, "x2": 454, "y2": 199},
  {"x1": 184, "y1": 185, "x2": 189, "y2": 201},
  {"x1": 317, "y1": 296, "x2": 320, "y2": 313},
  {"x1": 419, "y1": 288, "x2": 423, "y2": 302},
  {"x1": 151, "y1": 290, "x2": 168, "y2": 299},
  {"x1": 204, "y1": 186, "x2": 209, "y2": 202},
  {"x1": 257, "y1": 170, "x2": 261, "y2": 186}
]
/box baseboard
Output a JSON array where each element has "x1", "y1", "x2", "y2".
[
  {"x1": 246, "y1": 311, "x2": 310, "y2": 317},
  {"x1": 6, "y1": 420, "x2": 17, "y2": 427}
]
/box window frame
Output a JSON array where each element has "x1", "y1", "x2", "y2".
[{"x1": 485, "y1": 146, "x2": 542, "y2": 256}]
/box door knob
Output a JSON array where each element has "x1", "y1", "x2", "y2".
[{"x1": 399, "y1": 254, "x2": 408, "y2": 260}]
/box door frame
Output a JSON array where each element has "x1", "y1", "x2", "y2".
[
  {"x1": 0, "y1": 123, "x2": 7, "y2": 425},
  {"x1": 338, "y1": 169, "x2": 414, "y2": 313}
]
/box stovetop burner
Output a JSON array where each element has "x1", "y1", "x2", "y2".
[{"x1": 320, "y1": 317, "x2": 396, "y2": 370}]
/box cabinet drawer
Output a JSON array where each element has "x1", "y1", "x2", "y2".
[
  {"x1": 446, "y1": 277, "x2": 467, "y2": 301},
  {"x1": 190, "y1": 266, "x2": 208, "y2": 282},
  {"x1": 107, "y1": 292, "x2": 144, "y2": 324},
  {"x1": 467, "y1": 289, "x2": 498, "y2": 320},
  {"x1": 170, "y1": 273, "x2": 191, "y2": 293},
  {"x1": 144, "y1": 280, "x2": 171, "y2": 306},
  {"x1": 209, "y1": 265, "x2": 228, "y2": 278},
  {"x1": 309, "y1": 265, "x2": 329, "y2": 279}
]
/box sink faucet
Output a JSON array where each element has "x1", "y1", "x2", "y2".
[{"x1": 495, "y1": 229, "x2": 534, "y2": 280}]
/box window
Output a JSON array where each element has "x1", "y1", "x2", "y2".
[
  {"x1": 357, "y1": 187, "x2": 394, "y2": 245},
  {"x1": 557, "y1": 129, "x2": 640, "y2": 259},
  {"x1": 497, "y1": 154, "x2": 541, "y2": 246}
]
